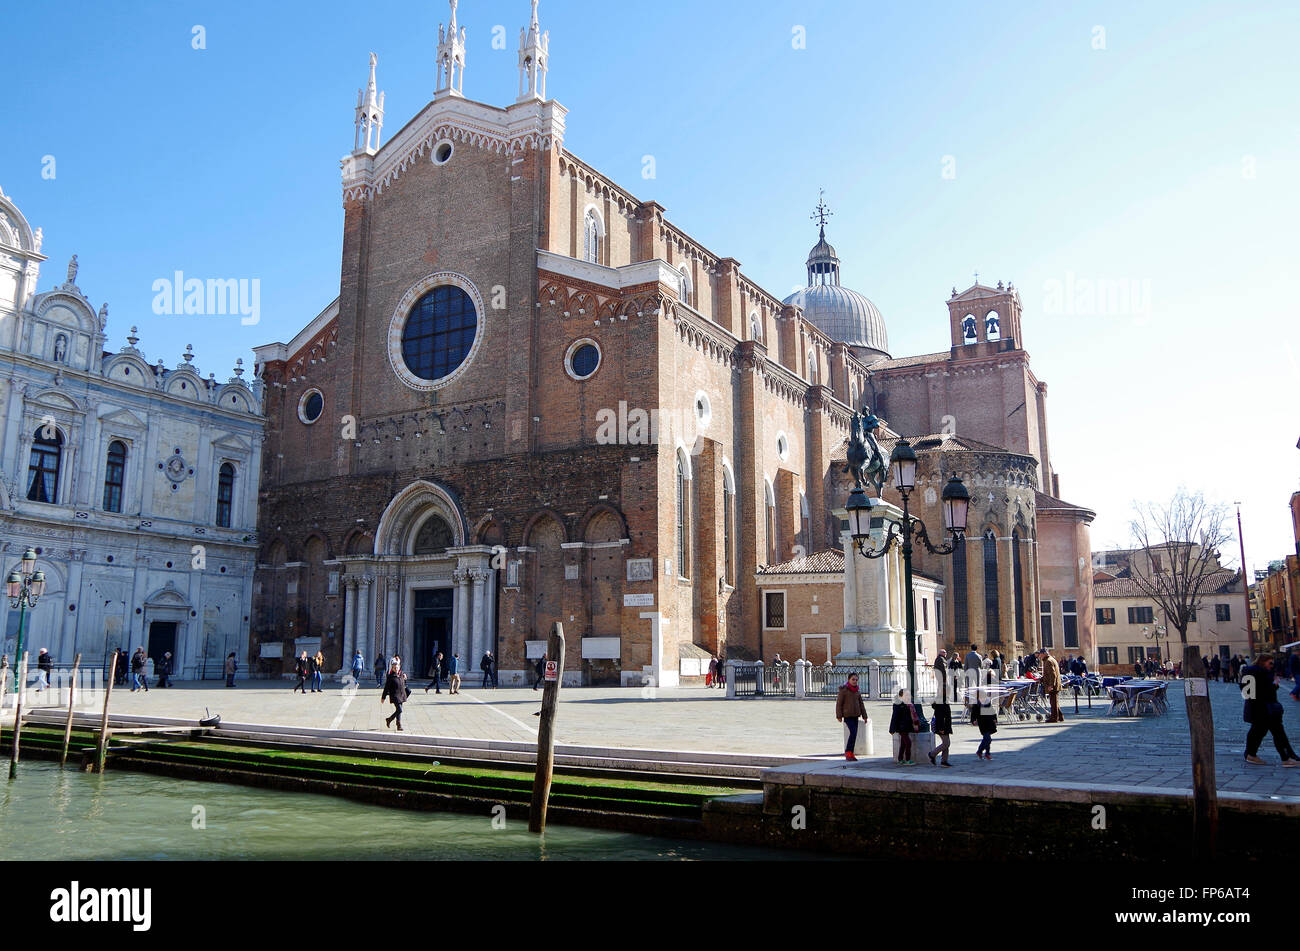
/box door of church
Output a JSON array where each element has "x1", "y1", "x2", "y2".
[
  {"x1": 412, "y1": 589, "x2": 453, "y2": 681},
  {"x1": 148, "y1": 622, "x2": 178, "y2": 670}
]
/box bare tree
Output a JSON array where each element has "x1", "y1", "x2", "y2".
[{"x1": 1127, "y1": 488, "x2": 1233, "y2": 859}]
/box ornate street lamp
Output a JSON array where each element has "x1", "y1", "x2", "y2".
[
  {"x1": 844, "y1": 411, "x2": 969, "y2": 700},
  {"x1": 7, "y1": 548, "x2": 46, "y2": 693},
  {"x1": 1142, "y1": 624, "x2": 1167, "y2": 666}
]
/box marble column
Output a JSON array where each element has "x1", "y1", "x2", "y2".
[
  {"x1": 470, "y1": 568, "x2": 488, "y2": 664},
  {"x1": 385, "y1": 576, "x2": 400, "y2": 659},
  {"x1": 460, "y1": 569, "x2": 475, "y2": 657},
  {"x1": 355, "y1": 576, "x2": 373, "y2": 663},
  {"x1": 342, "y1": 578, "x2": 356, "y2": 659}
]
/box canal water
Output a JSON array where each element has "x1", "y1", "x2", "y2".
[{"x1": 0, "y1": 762, "x2": 816, "y2": 861}]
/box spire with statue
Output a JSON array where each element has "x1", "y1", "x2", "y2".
[
  {"x1": 435, "y1": 0, "x2": 467, "y2": 97},
  {"x1": 517, "y1": 0, "x2": 549, "y2": 102}
]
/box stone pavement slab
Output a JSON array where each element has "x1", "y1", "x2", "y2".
[{"x1": 35, "y1": 676, "x2": 1300, "y2": 800}]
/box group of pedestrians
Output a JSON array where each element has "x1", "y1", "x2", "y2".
[
  {"x1": 706, "y1": 655, "x2": 726, "y2": 688},
  {"x1": 838, "y1": 645, "x2": 1071, "y2": 765},
  {"x1": 290, "y1": 649, "x2": 327, "y2": 693}
]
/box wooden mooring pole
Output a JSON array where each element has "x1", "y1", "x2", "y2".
[
  {"x1": 529, "y1": 622, "x2": 565, "y2": 834},
  {"x1": 9, "y1": 653, "x2": 28, "y2": 778},
  {"x1": 95, "y1": 652, "x2": 117, "y2": 773},
  {"x1": 60, "y1": 653, "x2": 81, "y2": 767}
]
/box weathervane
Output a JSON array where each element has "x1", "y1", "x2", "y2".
[{"x1": 811, "y1": 189, "x2": 833, "y2": 238}]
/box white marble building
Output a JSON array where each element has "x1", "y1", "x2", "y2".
[{"x1": 0, "y1": 186, "x2": 264, "y2": 679}]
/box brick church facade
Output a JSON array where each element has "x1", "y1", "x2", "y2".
[{"x1": 250, "y1": 0, "x2": 1096, "y2": 684}]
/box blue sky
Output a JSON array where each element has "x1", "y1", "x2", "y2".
[{"x1": 4, "y1": 0, "x2": 1298, "y2": 567}]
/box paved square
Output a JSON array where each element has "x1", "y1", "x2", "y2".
[{"x1": 34, "y1": 676, "x2": 1300, "y2": 798}]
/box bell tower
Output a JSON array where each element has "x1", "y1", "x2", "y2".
[{"x1": 946, "y1": 279, "x2": 1024, "y2": 356}]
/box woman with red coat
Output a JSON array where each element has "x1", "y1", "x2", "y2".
[{"x1": 835, "y1": 672, "x2": 868, "y2": 761}]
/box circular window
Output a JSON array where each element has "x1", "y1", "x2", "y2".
[
  {"x1": 777, "y1": 432, "x2": 790, "y2": 461},
  {"x1": 298, "y1": 389, "x2": 324, "y2": 425},
  {"x1": 565, "y1": 339, "x2": 601, "y2": 381},
  {"x1": 388, "y1": 273, "x2": 484, "y2": 391},
  {"x1": 694, "y1": 391, "x2": 712, "y2": 429},
  {"x1": 432, "y1": 139, "x2": 454, "y2": 165}
]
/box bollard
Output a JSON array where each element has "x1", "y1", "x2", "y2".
[
  {"x1": 1074, "y1": 685, "x2": 1079, "y2": 715},
  {"x1": 725, "y1": 660, "x2": 736, "y2": 699},
  {"x1": 754, "y1": 661, "x2": 765, "y2": 696},
  {"x1": 95, "y1": 653, "x2": 117, "y2": 773},
  {"x1": 794, "y1": 659, "x2": 807, "y2": 698},
  {"x1": 528, "y1": 622, "x2": 565, "y2": 834},
  {"x1": 60, "y1": 654, "x2": 82, "y2": 767},
  {"x1": 868, "y1": 659, "x2": 881, "y2": 699}
]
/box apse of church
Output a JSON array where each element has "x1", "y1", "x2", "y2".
[{"x1": 252, "y1": 0, "x2": 1096, "y2": 683}]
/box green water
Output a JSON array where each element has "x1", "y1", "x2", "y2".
[{"x1": 0, "y1": 762, "x2": 810, "y2": 861}]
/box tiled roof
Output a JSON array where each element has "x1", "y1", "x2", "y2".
[
  {"x1": 757, "y1": 549, "x2": 845, "y2": 575},
  {"x1": 868, "y1": 351, "x2": 951, "y2": 371},
  {"x1": 1094, "y1": 568, "x2": 1241, "y2": 599},
  {"x1": 1035, "y1": 490, "x2": 1096, "y2": 519}
]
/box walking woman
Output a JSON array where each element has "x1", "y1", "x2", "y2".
[
  {"x1": 382, "y1": 657, "x2": 409, "y2": 731},
  {"x1": 836, "y1": 672, "x2": 868, "y2": 761},
  {"x1": 311, "y1": 650, "x2": 325, "y2": 692}
]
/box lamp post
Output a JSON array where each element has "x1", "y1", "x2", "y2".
[
  {"x1": 1142, "y1": 624, "x2": 1167, "y2": 666},
  {"x1": 844, "y1": 416, "x2": 969, "y2": 701},
  {"x1": 7, "y1": 548, "x2": 46, "y2": 693}
]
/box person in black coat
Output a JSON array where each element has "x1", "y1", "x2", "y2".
[
  {"x1": 533, "y1": 655, "x2": 546, "y2": 690},
  {"x1": 888, "y1": 689, "x2": 925, "y2": 765},
  {"x1": 425, "y1": 651, "x2": 444, "y2": 694},
  {"x1": 974, "y1": 701, "x2": 998, "y2": 760},
  {"x1": 381, "y1": 658, "x2": 409, "y2": 731},
  {"x1": 36, "y1": 648, "x2": 53, "y2": 689},
  {"x1": 1242, "y1": 654, "x2": 1300, "y2": 766},
  {"x1": 930, "y1": 659, "x2": 954, "y2": 767},
  {"x1": 157, "y1": 651, "x2": 173, "y2": 688}
]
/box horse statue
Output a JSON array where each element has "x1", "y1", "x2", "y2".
[{"x1": 845, "y1": 406, "x2": 887, "y2": 497}]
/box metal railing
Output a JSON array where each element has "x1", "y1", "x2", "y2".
[{"x1": 728, "y1": 660, "x2": 939, "y2": 699}]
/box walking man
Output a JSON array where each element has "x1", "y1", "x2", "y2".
[
  {"x1": 292, "y1": 651, "x2": 309, "y2": 693},
  {"x1": 351, "y1": 650, "x2": 365, "y2": 685},
  {"x1": 1242, "y1": 653, "x2": 1300, "y2": 766},
  {"x1": 157, "y1": 651, "x2": 173, "y2": 688},
  {"x1": 36, "y1": 648, "x2": 53, "y2": 690},
  {"x1": 533, "y1": 654, "x2": 546, "y2": 690},
  {"x1": 425, "y1": 651, "x2": 444, "y2": 693},
  {"x1": 480, "y1": 651, "x2": 495, "y2": 688},
  {"x1": 1038, "y1": 648, "x2": 1064, "y2": 722},
  {"x1": 224, "y1": 651, "x2": 238, "y2": 688},
  {"x1": 448, "y1": 653, "x2": 461, "y2": 694},
  {"x1": 130, "y1": 647, "x2": 149, "y2": 692},
  {"x1": 381, "y1": 658, "x2": 409, "y2": 732},
  {"x1": 374, "y1": 653, "x2": 386, "y2": 687}
]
